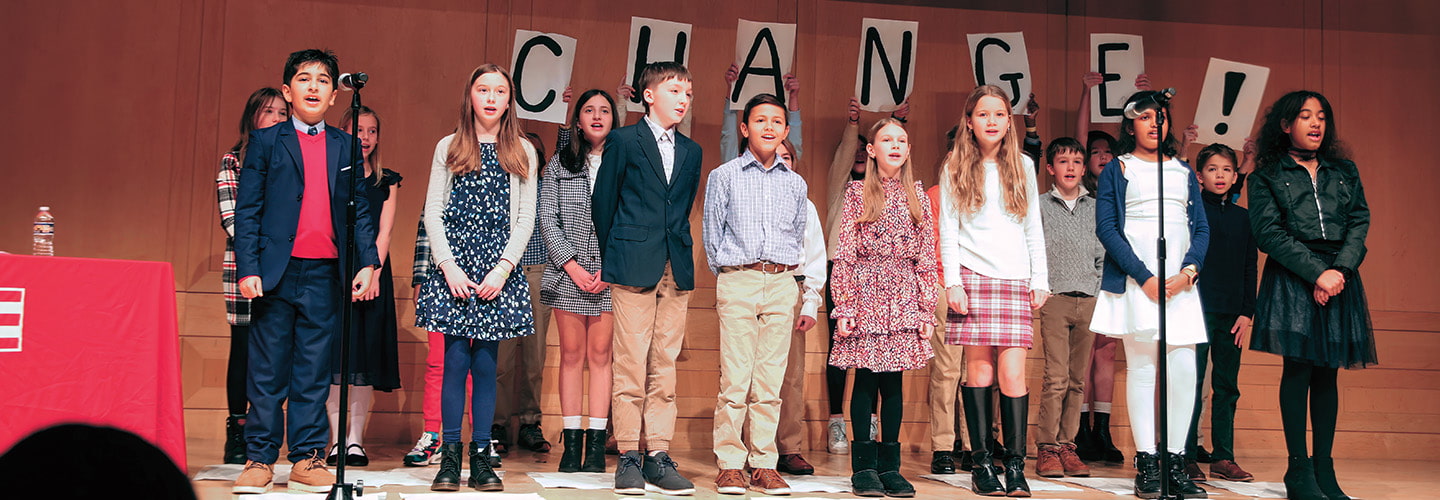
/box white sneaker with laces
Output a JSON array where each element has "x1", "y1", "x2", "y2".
[{"x1": 826, "y1": 418, "x2": 850, "y2": 455}]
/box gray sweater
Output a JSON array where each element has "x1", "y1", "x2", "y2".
[{"x1": 1040, "y1": 189, "x2": 1104, "y2": 295}]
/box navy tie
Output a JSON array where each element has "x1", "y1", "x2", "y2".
[{"x1": 308, "y1": 126, "x2": 318, "y2": 136}]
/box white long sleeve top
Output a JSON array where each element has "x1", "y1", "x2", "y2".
[{"x1": 938, "y1": 156, "x2": 1048, "y2": 292}]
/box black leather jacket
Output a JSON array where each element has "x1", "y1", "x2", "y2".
[{"x1": 1247, "y1": 154, "x2": 1370, "y2": 283}]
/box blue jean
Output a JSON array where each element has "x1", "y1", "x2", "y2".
[{"x1": 442, "y1": 336, "x2": 499, "y2": 443}]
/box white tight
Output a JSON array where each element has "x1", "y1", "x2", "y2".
[
  {"x1": 1122, "y1": 337, "x2": 1197, "y2": 455},
  {"x1": 327, "y1": 385, "x2": 374, "y2": 448}
]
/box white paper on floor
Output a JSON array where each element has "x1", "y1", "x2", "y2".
[
  {"x1": 236, "y1": 494, "x2": 327, "y2": 500},
  {"x1": 399, "y1": 493, "x2": 543, "y2": 500},
  {"x1": 1207, "y1": 480, "x2": 1290, "y2": 499},
  {"x1": 918, "y1": 474, "x2": 1081, "y2": 492},
  {"x1": 782, "y1": 474, "x2": 854, "y2": 493},
  {"x1": 1050, "y1": 476, "x2": 1136, "y2": 495},
  {"x1": 525, "y1": 472, "x2": 613, "y2": 489},
  {"x1": 193, "y1": 464, "x2": 293, "y2": 483}
]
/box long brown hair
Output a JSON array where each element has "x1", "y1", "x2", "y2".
[
  {"x1": 945, "y1": 85, "x2": 1028, "y2": 219},
  {"x1": 859, "y1": 117, "x2": 924, "y2": 225},
  {"x1": 341, "y1": 105, "x2": 384, "y2": 187},
  {"x1": 231, "y1": 87, "x2": 286, "y2": 163},
  {"x1": 446, "y1": 64, "x2": 530, "y2": 178}
]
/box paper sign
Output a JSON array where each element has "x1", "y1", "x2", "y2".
[
  {"x1": 967, "y1": 32, "x2": 1033, "y2": 114},
  {"x1": 728, "y1": 19, "x2": 797, "y2": 110},
  {"x1": 854, "y1": 18, "x2": 918, "y2": 112},
  {"x1": 1090, "y1": 33, "x2": 1145, "y2": 123},
  {"x1": 1193, "y1": 57, "x2": 1271, "y2": 149},
  {"x1": 511, "y1": 30, "x2": 577, "y2": 124},
  {"x1": 624, "y1": 17, "x2": 692, "y2": 112}
]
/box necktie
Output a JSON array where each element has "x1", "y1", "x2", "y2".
[{"x1": 308, "y1": 126, "x2": 318, "y2": 136}]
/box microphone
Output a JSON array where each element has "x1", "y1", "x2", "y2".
[
  {"x1": 1123, "y1": 87, "x2": 1177, "y2": 119},
  {"x1": 338, "y1": 72, "x2": 369, "y2": 91}
]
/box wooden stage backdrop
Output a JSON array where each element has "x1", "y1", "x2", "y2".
[{"x1": 2, "y1": 0, "x2": 1437, "y2": 463}]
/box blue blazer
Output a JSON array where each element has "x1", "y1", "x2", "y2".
[
  {"x1": 234, "y1": 122, "x2": 381, "y2": 290},
  {"x1": 591, "y1": 122, "x2": 703, "y2": 290},
  {"x1": 1095, "y1": 156, "x2": 1209, "y2": 294}
]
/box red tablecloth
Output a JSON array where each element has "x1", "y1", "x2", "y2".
[{"x1": 0, "y1": 254, "x2": 186, "y2": 470}]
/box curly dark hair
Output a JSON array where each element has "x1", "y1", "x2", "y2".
[
  {"x1": 1114, "y1": 90, "x2": 1179, "y2": 158},
  {"x1": 1256, "y1": 90, "x2": 1348, "y2": 170}
]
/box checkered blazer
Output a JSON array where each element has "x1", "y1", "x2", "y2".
[
  {"x1": 217, "y1": 151, "x2": 251, "y2": 326},
  {"x1": 537, "y1": 153, "x2": 610, "y2": 315}
]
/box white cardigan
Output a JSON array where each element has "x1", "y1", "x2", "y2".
[
  {"x1": 938, "y1": 156, "x2": 1049, "y2": 292},
  {"x1": 423, "y1": 133, "x2": 539, "y2": 273}
]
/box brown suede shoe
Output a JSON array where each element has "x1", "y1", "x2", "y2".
[
  {"x1": 716, "y1": 469, "x2": 747, "y2": 495},
  {"x1": 232, "y1": 460, "x2": 274, "y2": 494},
  {"x1": 1059, "y1": 443, "x2": 1091, "y2": 477},
  {"x1": 777, "y1": 454, "x2": 816, "y2": 475},
  {"x1": 288, "y1": 451, "x2": 335, "y2": 493},
  {"x1": 1036, "y1": 445, "x2": 1063, "y2": 478},
  {"x1": 1210, "y1": 459, "x2": 1254, "y2": 482},
  {"x1": 751, "y1": 468, "x2": 792, "y2": 496}
]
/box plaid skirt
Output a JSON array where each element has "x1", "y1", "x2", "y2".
[{"x1": 945, "y1": 266, "x2": 1033, "y2": 348}]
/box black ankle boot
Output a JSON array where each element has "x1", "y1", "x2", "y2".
[
  {"x1": 558, "y1": 429, "x2": 583, "y2": 472},
  {"x1": 430, "y1": 442, "x2": 463, "y2": 491},
  {"x1": 1093, "y1": 412, "x2": 1125, "y2": 463},
  {"x1": 931, "y1": 450, "x2": 956, "y2": 474},
  {"x1": 582, "y1": 429, "x2": 607, "y2": 472},
  {"x1": 1073, "y1": 411, "x2": 1095, "y2": 461},
  {"x1": 1133, "y1": 452, "x2": 1162, "y2": 499},
  {"x1": 877, "y1": 442, "x2": 915, "y2": 497},
  {"x1": 1312, "y1": 457, "x2": 1349, "y2": 500},
  {"x1": 468, "y1": 442, "x2": 503, "y2": 491},
  {"x1": 850, "y1": 440, "x2": 885, "y2": 497},
  {"x1": 1166, "y1": 452, "x2": 1208, "y2": 498},
  {"x1": 1001, "y1": 394, "x2": 1031, "y2": 497},
  {"x1": 963, "y1": 387, "x2": 1005, "y2": 496},
  {"x1": 223, "y1": 415, "x2": 247, "y2": 465},
  {"x1": 1284, "y1": 456, "x2": 1328, "y2": 500}
]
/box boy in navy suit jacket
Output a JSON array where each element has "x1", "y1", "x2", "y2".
[
  {"x1": 591, "y1": 61, "x2": 702, "y2": 496},
  {"x1": 231, "y1": 49, "x2": 380, "y2": 495}
]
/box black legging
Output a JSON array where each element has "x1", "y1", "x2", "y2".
[
  {"x1": 825, "y1": 261, "x2": 878, "y2": 417},
  {"x1": 1279, "y1": 357, "x2": 1339, "y2": 458},
  {"x1": 226, "y1": 324, "x2": 249, "y2": 416},
  {"x1": 850, "y1": 369, "x2": 903, "y2": 442}
]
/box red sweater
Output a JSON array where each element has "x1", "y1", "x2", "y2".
[{"x1": 292, "y1": 129, "x2": 337, "y2": 258}]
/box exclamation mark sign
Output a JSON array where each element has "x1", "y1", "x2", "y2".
[{"x1": 1214, "y1": 71, "x2": 1246, "y2": 135}]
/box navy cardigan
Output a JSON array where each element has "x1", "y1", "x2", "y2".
[{"x1": 1095, "y1": 156, "x2": 1210, "y2": 294}]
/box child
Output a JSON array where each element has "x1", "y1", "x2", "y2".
[
  {"x1": 1033, "y1": 137, "x2": 1103, "y2": 480},
  {"x1": 1248, "y1": 90, "x2": 1374, "y2": 500},
  {"x1": 720, "y1": 64, "x2": 802, "y2": 161},
  {"x1": 830, "y1": 117, "x2": 936, "y2": 499},
  {"x1": 939, "y1": 84, "x2": 1048, "y2": 497},
  {"x1": 778, "y1": 138, "x2": 827, "y2": 476},
  {"x1": 539, "y1": 88, "x2": 617, "y2": 473},
  {"x1": 325, "y1": 105, "x2": 402, "y2": 468},
  {"x1": 232, "y1": 49, "x2": 380, "y2": 495},
  {"x1": 1076, "y1": 129, "x2": 1124, "y2": 464},
  {"x1": 217, "y1": 87, "x2": 288, "y2": 465},
  {"x1": 1090, "y1": 90, "x2": 1209, "y2": 499},
  {"x1": 591, "y1": 61, "x2": 702, "y2": 497},
  {"x1": 1182, "y1": 143, "x2": 1257, "y2": 482},
  {"x1": 703, "y1": 93, "x2": 808, "y2": 496},
  {"x1": 416, "y1": 63, "x2": 539, "y2": 492}
]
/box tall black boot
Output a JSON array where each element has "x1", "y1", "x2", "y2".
[
  {"x1": 1000, "y1": 394, "x2": 1031, "y2": 497},
  {"x1": 1093, "y1": 412, "x2": 1125, "y2": 463},
  {"x1": 468, "y1": 441, "x2": 504, "y2": 491},
  {"x1": 850, "y1": 440, "x2": 885, "y2": 497},
  {"x1": 1284, "y1": 457, "x2": 1328, "y2": 500},
  {"x1": 430, "y1": 442, "x2": 463, "y2": 491},
  {"x1": 962, "y1": 387, "x2": 1005, "y2": 496},
  {"x1": 557, "y1": 429, "x2": 583, "y2": 472},
  {"x1": 1312, "y1": 457, "x2": 1349, "y2": 500},
  {"x1": 876, "y1": 442, "x2": 915, "y2": 497},
  {"x1": 1165, "y1": 452, "x2": 1208, "y2": 498},
  {"x1": 581, "y1": 428, "x2": 608, "y2": 473},
  {"x1": 1133, "y1": 451, "x2": 1162, "y2": 499},
  {"x1": 224, "y1": 414, "x2": 247, "y2": 465}
]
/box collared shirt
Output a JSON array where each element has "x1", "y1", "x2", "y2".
[
  {"x1": 643, "y1": 115, "x2": 676, "y2": 182},
  {"x1": 292, "y1": 115, "x2": 325, "y2": 135},
  {"x1": 702, "y1": 149, "x2": 808, "y2": 274}
]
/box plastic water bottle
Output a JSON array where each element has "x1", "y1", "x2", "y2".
[{"x1": 32, "y1": 206, "x2": 54, "y2": 256}]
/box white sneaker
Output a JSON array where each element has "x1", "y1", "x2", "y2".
[
  {"x1": 827, "y1": 418, "x2": 850, "y2": 455},
  {"x1": 869, "y1": 414, "x2": 879, "y2": 441}
]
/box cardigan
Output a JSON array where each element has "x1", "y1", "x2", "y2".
[
  {"x1": 422, "y1": 133, "x2": 539, "y2": 271},
  {"x1": 1094, "y1": 154, "x2": 1210, "y2": 294}
]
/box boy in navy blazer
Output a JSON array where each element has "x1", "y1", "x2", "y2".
[
  {"x1": 591, "y1": 61, "x2": 702, "y2": 496},
  {"x1": 231, "y1": 49, "x2": 380, "y2": 495}
]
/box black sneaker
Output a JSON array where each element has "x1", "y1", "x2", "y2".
[
  {"x1": 613, "y1": 451, "x2": 645, "y2": 495},
  {"x1": 517, "y1": 423, "x2": 551, "y2": 452},
  {"x1": 642, "y1": 451, "x2": 695, "y2": 496}
]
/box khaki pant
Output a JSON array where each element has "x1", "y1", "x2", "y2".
[
  {"x1": 928, "y1": 286, "x2": 971, "y2": 451},
  {"x1": 776, "y1": 288, "x2": 808, "y2": 455},
  {"x1": 494, "y1": 264, "x2": 552, "y2": 425},
  {"x1": 1036, "y1": 294, "x2": 1097, "y2": 446},
  {"x1": 610, "y1": 263, "x2": 690, "y2": 452},
  {"x1": 711, "y1": 269, "x2": 798, "y2": 469}
]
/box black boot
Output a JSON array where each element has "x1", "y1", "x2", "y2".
[
  {"x1": 1133, "y1": 451, "x2": 1162, "y2": 499},
  {"x1": 877, "y1": 442, "x2": 915, "y2": 497},
  {"x1": 931, "y1": 450, "x2": 956, "y2": 474},
  {"x1": 1093, "y1": 412, "x2": 1125, "y2": 464},
  {"x1": 1312, "y1": 457, "x2": 1349, "y2": 500},
  {"x1": 1073, "y1": 411, "x2": 1095, "y2": 461},
  {"x1": 1284, "y1": 456, "x2": 1328, "y2": 500},
  {"x1": 850, "y1": 440, "x2": 885, "y2": 497},
  {"x1": 962, "y1": 387, "x2": 1005, "y2": 496},
  {"x1": 557, "y1": 429, "x2": 583, "y2": 472},
  {"x1": 430, "y1": 442, "x2": 463, "y2": 491},
  {"x1": 468, "y1": 441, "x2": 504, "y2": 491},
  {"x1": 223, "y1": 414, "x2": 247, "y2": 465},
  {"x1": 1166, "y1": 452, "x2": 1208, "y2": 498},
  {"x1": 1001, "y1": 394, "x2": 1031, "y2": 497},
  {"x1": 581, "y1": 429, "x2": 607, "y2": 473}
]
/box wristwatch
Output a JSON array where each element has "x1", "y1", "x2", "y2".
[{"x1": 1181, "y1": 264, "x2": 1199, "y2": 284}]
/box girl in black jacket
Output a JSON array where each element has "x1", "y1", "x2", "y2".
[{"x1": 1248, "y1": 90, "x2": 1374, "y2": 500}]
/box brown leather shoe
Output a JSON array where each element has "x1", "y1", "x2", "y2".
[
  {"x1": 1210, "y1": 459, "x2": 1254, "y2": 482},
  {"x1": 751, "y1": 468, "x2": 792, "y2": 496},
  {"x1": 777, "y1": 454, "x2": 815, "y2": 475},
  {"x1": 1036, "y1": 445, "x2": 1063, "y2": 477},
  {"x1": 288, "y1": 451, "x2": 335, "y2": 493},
  {"x1": 232, "y1": 460, "x2": 274, "y2": 494},
  {"x1": 1185, "y1": 459, "x2": 1207, "y2": 482},
  {"x1": 716, "y1": 469, "x2": 747, "y2": 495},
  {"x1": 1059, "y1": 443, "x2": 1091, "y2": 477}
]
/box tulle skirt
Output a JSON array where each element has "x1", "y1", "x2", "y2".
[{"x1": 1249, "y1": 252, "x2": 1376, "y2": 369}]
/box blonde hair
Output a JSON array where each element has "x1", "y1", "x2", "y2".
[
  {"x1": 446, "y1": 64, "x2": 530, "y2": 178},
  {"x1": 859, "y1": 117, "x2": 924, "y2": 225},
  {"x1": 340, "y1": 105, "x2": 384, "y2": 187},
  {"x1": 945, "y1": 85, "x2": 1028, "y2": 219}
]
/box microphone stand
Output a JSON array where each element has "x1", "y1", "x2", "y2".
[
  {"x1": 329, "y1": 80, "x2": 366, "y2": 500},
  {"x1": 1154, "y1": 106, "x2": 1175, "y2": 500}
]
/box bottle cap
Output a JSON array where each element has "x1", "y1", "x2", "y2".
[{"x1": 39, "y1": 206, "x2": 50, "y2": 211}]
